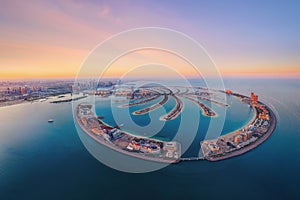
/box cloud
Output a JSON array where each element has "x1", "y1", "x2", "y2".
[
  {"x1": 98, "y1": 5, "x2": 110, "y2": 17},
  {"x1": 0, "y1": 1, "x2": 113, "y2": 46}
]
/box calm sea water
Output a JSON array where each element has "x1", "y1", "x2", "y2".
[
  {"x1": 0, "y1": 78, "x2": 299, "y2": 199},
  {"x1": 93, "y1": 85, "x2": 253, "y2": 157}
]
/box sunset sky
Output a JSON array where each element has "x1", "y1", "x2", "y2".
[{"x1": 1, "y1": 0, "x2": 299, "y2": 79}]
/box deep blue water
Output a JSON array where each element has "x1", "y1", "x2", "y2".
[{"x1": 0, "y1": 78, "x2": 300, "y2": 200}]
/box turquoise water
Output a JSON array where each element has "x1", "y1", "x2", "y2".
[
  {"x1": 93, "y1": 85, "x2": 253, "y2": 157},
  {"x1": 0, "y1": 78, "x2": 299, "y2": 199}
]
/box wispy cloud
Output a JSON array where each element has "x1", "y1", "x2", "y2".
[{"x1": 98, "y1": 5, "x2": 110, "y2": 17}]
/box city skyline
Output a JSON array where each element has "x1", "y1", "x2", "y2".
[{"x1": 1, "y1": 0, "x2": 300, "y2": 79}]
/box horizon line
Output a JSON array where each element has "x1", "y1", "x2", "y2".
[{"x1": 1, "y1": 74, "x2": 299, "y2": 81}]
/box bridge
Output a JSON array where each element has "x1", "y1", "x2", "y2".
[{"x1": 179, "y1": 157, "x2": 205, "y2": 161}]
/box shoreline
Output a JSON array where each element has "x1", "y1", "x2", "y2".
[
  {"x1": 118, "y1": 95, "x2": 160, "y2": 108},
  {"x1": 0, "y1": 100, "x2": 32, "y2": 109},
  {"x1": 202, "y1": 101, "x2": 276, "y2": 162},
  {"x1": 206, "y1": 107, "x2": 276, "y2": 161},
  {"x1": 99, "y1": 118, "x2": 171, "y2": 142},
  {"x1": 220, "y1": 104, "x2": 257, "y2": 139},
  {"x1": 181, "y1": 95, "x2": 217, "y2": 117},
  {"x1": 76, "y1": 89, "x2": 277, "y2": 163},
  {"x1": 75, "y1": 105, "x2": 180, "y2": 164},
  {"x1": 133, "y1": 94, "x2": 168, "y2": 115},
  {"x1": 160, "y1": 94, "x2": 184, "y2": 121},
  {"x1": 0, "y1": 92, "x2": 73, "y2": 108}
]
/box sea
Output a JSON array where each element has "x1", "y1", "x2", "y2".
[{"x1": 0, "y1": 78, "x2": 299, "y2": 200}]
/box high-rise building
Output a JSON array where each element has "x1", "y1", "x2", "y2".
[
  {"x1": 250, "y1": 92, "x2": 258, "y2": 106},
  {"x1": 225, "y1": 89, "x2": 232, "y2": 94},
  {"x1": 21, "y1": 87, "x2": 27, "y2": 95}
]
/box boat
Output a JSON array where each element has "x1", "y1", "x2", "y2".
[
  {"x1": 97, "y1": 116, "x2": 104, "y2": 119},
  {"x1": 48, "y1": 119, "x2": 54, "y2": 123}
]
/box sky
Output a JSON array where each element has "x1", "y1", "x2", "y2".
[{"x1": 0, "y1": 0, "x2": 299, "y2": 79}]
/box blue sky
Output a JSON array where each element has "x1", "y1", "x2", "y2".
[{"x1": 0, "y1": 0, "x2": 299, "y2": 78}]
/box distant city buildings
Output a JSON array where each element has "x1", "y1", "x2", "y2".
[{"x1": 0, "y1": 79, "x2": 120, "y2": 106}]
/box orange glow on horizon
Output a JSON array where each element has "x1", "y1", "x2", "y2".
[
  {"x1": 1, "y1": 1, "x2": 300, "y2": 81},
  {"x1": 1, "y1": 69, "x2": 299, "y2": 80},
  {"x1": 1, "y1": 38, "x2": 299, "y2": 80}
]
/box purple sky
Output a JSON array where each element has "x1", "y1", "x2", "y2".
[{"x1": 1, "y1": 0, "x2": 299, "y2": 78}]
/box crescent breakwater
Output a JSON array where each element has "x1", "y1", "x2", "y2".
[
  {"x1": 75, "y1": 104, "x2": 181, "y2": 163},
  {"x1": 206, "y1": 109, "x2": 276, "y2": 161},
  {"x1": 76, "y1": 86, "x2": 276, "y2": 163},
  {"x1": 201, "y1": 91, "x2": 276, "y2": 161}
]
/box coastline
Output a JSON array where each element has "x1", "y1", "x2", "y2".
[
  {"x1": 75, "y1": 105, "x2": 180, "y2": 164},
  {"x1": 99, "y1": 118, "x2": 171, "y2": 142},
  {"x1": 181, "y1": 95, "x2": 217, "y2": 117},
  {"x1": 221, "y1": 104, "x2": 257, "y2": 139},
  {"x1": 0, "y1": 100, "x2": 32, "y2": 109},
  {"x1": 160, "y1": 94, "x2": 184, "y2": 121},
  {"x1": 0, "y1": 92, "x2": 71, "y2": 108},
  {"x1": 133, "y1": 94, "x2": 168, "y2": 115},
  {"x1": 75, "y1": 89, "x2": 277, "y2": 164},
  {"x1": 204, "y1": 104, "x2": 276, "y2": 162}
]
